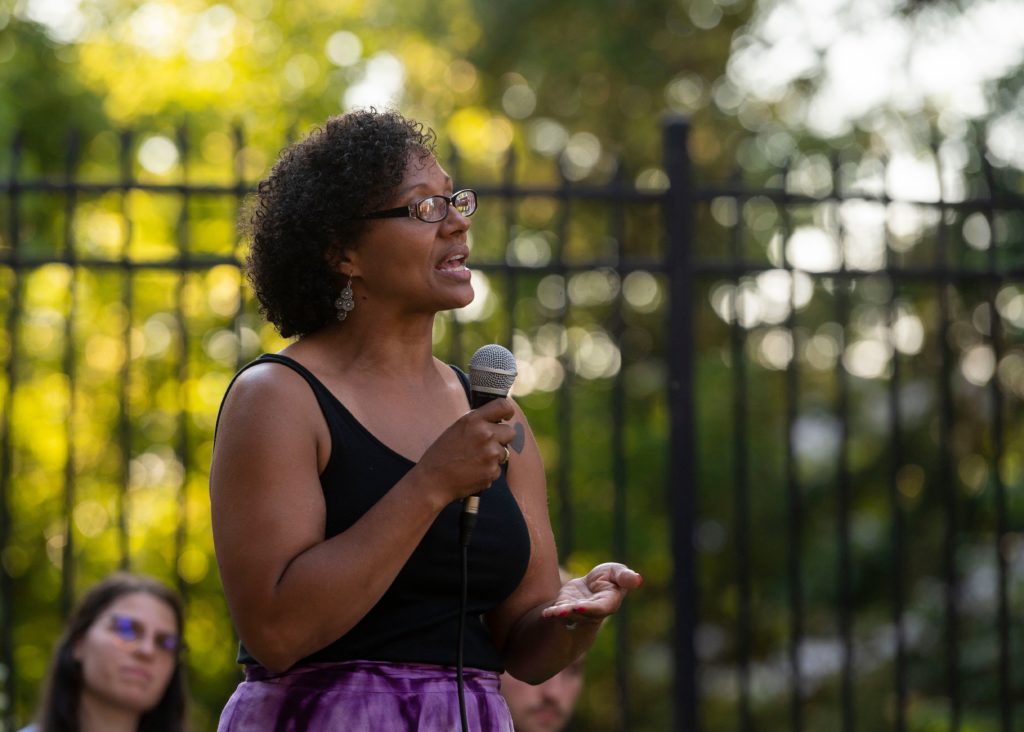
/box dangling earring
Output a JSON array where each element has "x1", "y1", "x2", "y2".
[{"x1": 335, "y1": 275, "x2": 355, "y2": 321}]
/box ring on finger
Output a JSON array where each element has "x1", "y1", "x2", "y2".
[{"x1": 501, "y1": 445, "x2": 511, "y2": 464}]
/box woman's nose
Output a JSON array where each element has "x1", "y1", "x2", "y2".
[
  {"x1": 132, "y1": 635, "x2": 158, "y2": 657},
  {"x1": 444, "y1": 205, "x2": 472, "y2": 232}
]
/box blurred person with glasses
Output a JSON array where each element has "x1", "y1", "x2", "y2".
[
  {"x1": 19, "y1": 572, "x2": 187, "y2": 732},
  {"x1": 210, "y1": 108, "x2": 641, "y2": 731}
]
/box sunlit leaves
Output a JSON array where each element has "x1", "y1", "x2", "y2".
[{"x1": 447, "y1": 107, "x2": 515, "y2": 163}]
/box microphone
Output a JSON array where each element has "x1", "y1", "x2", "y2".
[
  {"x1": 461, "y1": 344, "x2": 517, "y2": 545},
  {"x1": 468, "y1": 343, "x2": 518, "y2": 408}
]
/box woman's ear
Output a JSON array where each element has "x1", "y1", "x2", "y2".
[
  {"x1": 342, "y1": 249, "x2": 363, "y2": 280},
  {"x1": 328, "y1": 245, "x2": 360, "y2": 279}
]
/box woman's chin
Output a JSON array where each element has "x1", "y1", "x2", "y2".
[{"x1": 445, "y1": 285, "x2": 475, "y2": 310}]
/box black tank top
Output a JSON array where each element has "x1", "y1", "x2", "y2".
[{"x1": 221, "y1": 353, "x2": 531, "y2": 671}]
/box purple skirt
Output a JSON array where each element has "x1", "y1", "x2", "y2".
[{"x1": 217, "y1": 660, "x2": 514, "y2": 731}]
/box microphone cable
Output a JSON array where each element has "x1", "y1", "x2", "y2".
[
  {"x1": 455, "y1": 467, "x2": 499, "y2": 732},
  {"x1": 457, "y1": 532, "x2": 471, "y2": 732},
  {"x1": 457, "y1": 492, "x2": 479, "y2": 730}
]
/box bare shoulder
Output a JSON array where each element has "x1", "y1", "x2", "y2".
[
  {"x1": 210, "y1": 359, "x2": 329, "y2": 538},
  {"x1": 225, "y1": 358, "x2": 310, "y2": 399},
  {"x1": 219, "y1": 360, "x2": 318, "y2": 425},
  {"x1": 213, "y1": 358, "x2": 330, "y2": 476}
]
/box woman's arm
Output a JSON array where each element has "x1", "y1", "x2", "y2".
[
  {"x1": 484, "y1": 403, "x2": 641, "y2": 683},
  {"x1": 210, "y1": 363, "x2": 515, "y2": 672}
]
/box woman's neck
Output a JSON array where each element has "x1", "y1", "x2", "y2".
[
  {"x1": 290, "y1": 315, "x2": 441, "y2": 379},
  {"x1": 77, "y1": 691, "x2": 142, "y2": 732}
]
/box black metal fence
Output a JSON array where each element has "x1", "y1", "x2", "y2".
[
  {"x1": 1, "y1": 117, "x2": 1022, "y2": 731},
  {"x1": 666, "y1": 119, "x2": 1024, "y2": 732}
]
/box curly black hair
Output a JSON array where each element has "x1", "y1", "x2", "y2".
[{"x1": 243, "y1": 109, "x2": 436, "y2": 338}]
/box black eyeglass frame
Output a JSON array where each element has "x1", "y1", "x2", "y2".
[{"x1": 358, "y1": 189, "x2": 477, "y2": 223}]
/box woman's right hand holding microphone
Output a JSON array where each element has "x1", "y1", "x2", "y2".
[{"x1": 415, "y1": 398, "x2": 517, "y2": 505}]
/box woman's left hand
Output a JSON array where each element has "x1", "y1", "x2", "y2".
[{"x1": 540, "y1": 562, "x2": 643, "y2": 628}]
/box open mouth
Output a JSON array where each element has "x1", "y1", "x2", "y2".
[{"x1": 436, "y1": 253, "x2": 468, "y2": 271}]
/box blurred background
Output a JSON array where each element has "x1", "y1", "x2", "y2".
[{"x1": 1, "y1": 0, "x2": 1022, "y2": 730}]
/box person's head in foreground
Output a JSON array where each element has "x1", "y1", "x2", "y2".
[
  {"x1": 31, "y1": 572, "x2": 187, "y2": 732},
  {"x1": 501, "y1": 654, "x2": 585, "y2": 732}
]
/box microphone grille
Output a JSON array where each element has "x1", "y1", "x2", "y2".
[{"x1": 469, "y1": 344, "x2": 518, "y2": 394}]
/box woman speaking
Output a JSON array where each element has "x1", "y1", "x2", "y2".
[{"x1": 210, "y1": 108, "x2": 641, "y2": 730}]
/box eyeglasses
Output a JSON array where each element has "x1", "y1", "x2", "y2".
[
  {"x1": 107, "y1": 613, "x2": 183, "y2": 656},
  {"x1": 359, "y1": 189, "x2": 477, "y2": 223}
]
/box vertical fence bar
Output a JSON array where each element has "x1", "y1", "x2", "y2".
[
  {"x1": 609, "y1": 159, "x2": 630, "y2": 732},
  {"x1": 232, "y1": 123, "x2": 249, "y2": 372},
  {"x1": 501, "y1": 147, "x2": 517, "y2": 350},
  {"x1": 936, "y1": 201, "x2": 961, "y2": 732},
  {"x1": 934, "y1": 142, "x2": 962, "y2": 731},
  {"x1": 980, "y1": 151, "x2": 1011, "y2": 732},
  {"x1": 831, "y1": 159, "x2": 855, "y2": 732},
  {"x1": 664, "y1": 115, "x2": 697, "y2": 732},
  {"x1": 174, "y1": 124, "x2": 191, "y2": 599},
  {"x1": 554, "y1": 167, "x2": 574, "y2": 556},
  {"x1": 729, "y1": 176, "x2": 752, "y2": 732},
  {"x1": 60, "y1": 129, "x2": 81, "y2": 617},
  {"x1": 874, "y1": 163, "x2": 909, "y2": 732},
  {"x1": 0, "y1": 131, "x2": 24, "y2": 732},
  {"x1": 780, "y1": 183, "x2": 804, "y2": 732},
  {"x1": 939, "y1": 286, "x2": 960, "y2": 732},
  {"x1": 887, "y1": 283, "x2": 908, "y2": 732},
  {"x1": 835, "y1": 272, "x2": 854, "y2": 732},
  {"x1": 118, "y1": 130, "x2": 134, "y2": 569},
  {"x1": 990, "y1": 246, "x2": 1010, "y2": 732}
]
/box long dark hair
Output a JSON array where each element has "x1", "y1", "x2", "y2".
[{"x1": 33, "y1": 572, "x2": 188, "y2": 732}]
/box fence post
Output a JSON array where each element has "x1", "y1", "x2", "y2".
[
  {"x1": 664, "y1": 114, "x2": 697, "y2": 732},
  {"x1": 0, "y1": 131, "x2": 24, "y2": 732}
]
